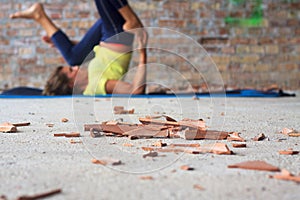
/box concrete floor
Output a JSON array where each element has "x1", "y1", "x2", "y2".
[{"x1": 0, "y1": 93, "x2": 300, "y2": 200}]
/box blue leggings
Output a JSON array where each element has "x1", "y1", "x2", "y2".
[{"x1": 51, "y1": 0, "x2": 134, "y2": 66}]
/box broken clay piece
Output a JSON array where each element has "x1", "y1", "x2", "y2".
[
  {"x1": 252, "y1": 133, "x2": 266, "y2": 141},
  {"x1": 227, "y1": 132, "x2": 245, "y2": 142},
  {"x1": 91, "y1": 158, "x2": 122, "y2": 166},
  {"x1": 193, "y1": 184, "x2": 205, "y2": 191},
  {"x1": 113, "y1": 106, "x2": 135, "y2": 114},
  {"x1": 61, "y1": 118, "x2": 68, "y2": 122},
  {"x1": 143, "y1": 151, "x2": 158, "y2": 158},
  {"x1": 281, "y1": 128, "x2": 300, "y2": 137},
  {"x1": 16, "y1": 188, "x2": 62, "y2": 200},
  {"x1": 198, "y1": 143, "x2": 232, "y2": 155},
  {"x1": 54, "y1": 132, "x2": 80, "y2": 137},
  {"x1": 232, "y1": 143, "x2": 247, "y2": 148},
  {"x1": 0, "y1": 123, "x2": 17, "y2": 133},
  {"x1": 269, "y1": 169, "x2": 300, "y2": 183},
  {"x1": 278, "y1": 148, "x2": 299, "y2": 155},
  {"x1": 139, "y1": 176, "x2": 154, "y2": 180},
  {"x1": 180, "y1": 165, "x2": 194, "y2": 171},
  {"x1": 228, "y1": 160, "x2": 280, "y2": 172},
  {"x1": 185, "y1": 129, "x2": 228, "y2": 140}
]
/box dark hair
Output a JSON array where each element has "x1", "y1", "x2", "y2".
[{"x1": 42, "y1": 66, "x2": 73, "y2": 95}]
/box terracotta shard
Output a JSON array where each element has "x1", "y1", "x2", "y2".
[
  {"x1": 139, "y1": 176, "x2": 154, "y2": 180},
  {"x1": 90, "y1": 128, "x2": 103, "y2": 138},
  {"x1": 141, "y1": 147, "x2": 200, "y2": 154},
  {"x1": 151, "y1": 140, "x2": 167, "y2": 147},
  {"x1": 16, "y1": 188, "x2": 62, "y2": 200},
  {"x1": 288, "y1": 132, "x2": 300, "y2": 137},
  {"x1": 199, "y1": 143, "x2": 232, "y2": 155},
  {"x1": 123, "y1": 127, "x2": 168, "y2": 138},
  {"x1": 139, "y1": 117, "x2": 180, "y2": 127},
  {"x1": 70, "y1": 139, "x2": 82, "y2": 144},
  {"x1": 46, "y1": 123, "x2": 54, "y2": 127},
  {"x1": 252, "y1": 133, "x2": 266, "y2": 141},
  {"x1": 227, "y1": 132, "x2": 245, "y2": 142},
  {"x1": 113, "y1": 106, "x2": 134, "y2": 114},
  {"x1": 54, "y1": 132, "x2": 80, "y2": 137},
  {"x1": 64, "y1": 132, "x2": 80, "y2": 137},
  {"x1": 91, "y1": 158, "x2": 122, "y2": 166},
  {"x1": 61, "y1": 118, "x2": 68, "y2": 122},
  {"x1": 97, "y1": 122, "x2": 140, "y2": 135},
  {"x1": 278, "y1": 148, "x2": 299, "y2": 155},
  {"x1": 84, "y1": 124, "x2": 103, "y2": 131},
  {"x1": 232, "y1": 143, "x2": 247, "y2": 148},
  {"x1": 228, "y1": 160, "x2": 280, "y2": 172},
  {"x1": 281, "y1": 127, "x2": 294, "y2": 135},
  {"x1": 180, "y1": 165, "x2": 194, "y2": 170},
  {"x1": 143, "y1": 151, "x2": 158, "y2": 158},
  {"x1": 281, "y1": 128, "x2": 300, "y2": 137},
  {"x1": 178, "y1": 118, "x2": 206, "y2": 130},
  {"x1": 11, "y1": 122, "x2": 30, "y2": 127},
  {"x1": 269, "y1": 169, "x2": 300, "y2": 183},
  {"x1": 185, "y1": 129, "x2": 229, "y2": 140},
  {"x1": 53, "y1": 133, "x2": 66, "y2": 137},
  {"x1": 162, "y1": 115, "x2": 177, "y2": 122},
  {"x1": 123, "y1": 143, "x2": 134, "y2": 147},
  {"x1": 169, "y1": 143, "x2": 200, "y2": 148},
  {"x1": 0, "y1": 123, "x2": 17, "y2": 133},
  {"x1": 193, "y1": 184, "x2": 205, "y2": 191}
]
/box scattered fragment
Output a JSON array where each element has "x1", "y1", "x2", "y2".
[
  {"x1": 139, "y1": 176, "x2": 154, "y2": 180},
  {"x1": 16, "y1": 188, "x2": 61, "y2": 200},
  {"x1": 0, "y1": 123, "x2": 17, "y2": 133},
  {"x1": 54, "y1": 132, "x2": 80, "y2": 137},
  {"x1": 91, "y1": 158, "x2": 122, "y2": 166},
  {"x1": 143, "y1": 151, "x2": 158, "y2": 158},
  {"x1": 193, "y1": 184, "x2": 205, "y2": 191},
  {"x1": 162, "y1": 114, "x2": 177, "y2": 122},
  {"x1": 269, "y1": 169, "x2": 300, "y2": 183},
  {"x1": 90, "y1": 128, "x2": 103, "y2": 138},
  {"x1": 232, "y1": 143, "x2": 247, "y2": 148},
  {"x1": 281, "y1": 128, "x2": 294, "y2": 135},
  {"x1": 113, "y1": 106, "x2": 134, "y2": 114},
  {"x1": 278, "y1": 148, "x2": 299, "y2": 155},
  {"x1": 142, "y1": 146, "x2": 200, "y2": 154},
  {"x1": 70, "y1": 139, "x2": 82, "y2": 144},
  {"x1": 84, "y1": 117, "x2": 237, "y2": 142},
  {"x1": 123, "y1": 126, "x2": 168, "y2": 139},
  {"x1": 84, "y1": 124, "x2": 103, "y2": 131},
  {"x1": 180, "y1": 165, "x2": 194, "y2": 171},
  {"x1": 61, "y1": 118, "x2": 68, "y2": 122},
  {"x1": 142, "y1": 143, "x2": 232, "y2": 155},
  {"x1": 123, "y1": 143, "x2": 134, "y2": 147},
  {"x1": 53, "y1": 133, "x2": 66, "y2": 137},
  {"x1": 169, "y1": 143, "x2": 200, "y2": 148},
  {"x1": 151, "y1": 140, "x2": 167, "y2": 147},
  {"x1": 185, "y1": 129, "x2": 228, "y2": 140},
  {"x1": 139, "y1": 117, "x2": 206, "y2": 130},
  {"x1": 227, "y1": 132, "x2": 245, "y2": 142},
  {"x1": 46, "y1": 123, "x2": 54, "y2": 127},
  {"x1": 199, "y1": 143, "x2": 232, "y2": 155},
  {"x1": 252, "y1": 133, "x2": 266, "y2": 141},
  {"x1": 281, "y1": 128, "x2": 300, "y2": 137},
  {"x1": 228, "y1": 160, "x2": 280, "y2": 172},
  {"x1": 12, "y1": 122, "x2": 30, "y2": 127}
]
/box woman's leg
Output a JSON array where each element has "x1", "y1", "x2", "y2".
[
  {"x1": 10, "y1": 3, "x2": 103, "y2": 66},
  {"x1": 10, "y1": 3, "x2": 58, "y2": 38}
]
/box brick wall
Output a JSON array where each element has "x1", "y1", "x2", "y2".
[{"x1": 0, "y1": 0, "x2": 299, "y2": 92}]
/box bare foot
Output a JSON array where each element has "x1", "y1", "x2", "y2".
[{"x1": 9, "y1": 3, "x2": 45, "y2": 20}]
